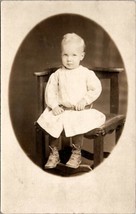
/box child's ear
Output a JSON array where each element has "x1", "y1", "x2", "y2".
[{"x1": 81, "y1": 52, "x2": 85, "y2": 60}]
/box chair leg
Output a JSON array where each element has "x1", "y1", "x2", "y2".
[
  {"x1": 35, "y1": 124, "x2": 45, "y2": 168},
  {"x1": 93, "y1": 136, "x2": 104, "y2": 168},
  {"x1": 116, "y1": 124, "x2": 124, "y2": 143}
]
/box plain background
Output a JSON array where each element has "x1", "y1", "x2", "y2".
[{"x1": 1, "y1": 1, "x2": 135, "y2": 213}]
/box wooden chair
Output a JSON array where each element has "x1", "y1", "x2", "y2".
[{"x1": 34, "y1": 67, "x2": 125, "y2": 175}]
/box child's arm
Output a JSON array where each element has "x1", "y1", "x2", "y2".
[
  {"x1": 45, "y1": 71, "x2": 59, "y2": 109},
  {"x1": 75, "y1": 70, "x2": 102, "y2": 110},
  {"x1": 84, "y1": 70, "x2": 102, "y2": 104},
  {"x1": 45, "y1": 70, "x2": 65, "y2": 116}
]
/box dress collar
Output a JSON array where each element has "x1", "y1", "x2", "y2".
[{"x1": 62, "y1": 65, "x2": 83, "y2": 72}]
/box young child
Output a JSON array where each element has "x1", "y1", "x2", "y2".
[{"x1": 37, "y1": 33, "x2": 106, "y2": 169}]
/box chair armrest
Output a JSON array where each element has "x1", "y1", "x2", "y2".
[
  {"x1": 100, "y1": 114, "x2": 125, "y2": 133},
  {"x1": 34, "y1": 67, "x2": 58, "y2": 77},
  {"x1": 34, "y1": 70, "x2": 49, "y2": 77},
  {"x1": 84, "y1": 114, "x2": 125, "y2": 138}
]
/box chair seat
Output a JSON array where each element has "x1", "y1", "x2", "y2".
[{"x1": 84, "y1": 114, "x2": 125, "y2": 139}]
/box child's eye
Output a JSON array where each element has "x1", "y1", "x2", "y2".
[{"x1": 73, "y1": 54, "x2": 77, "y2": 56}]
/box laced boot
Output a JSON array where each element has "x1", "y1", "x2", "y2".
[
  {"x1": 66, "y1": 144, "x2": 82, "y2": 168},
  {"x1": 44, "y1": 146, "x2": 60, "y2": 169}
]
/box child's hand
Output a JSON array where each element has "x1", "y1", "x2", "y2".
[
  {"x1": 52, "y1": 106, "x2": 64, "y2": 116},
  {"x1": 75, "y1": 98, "x2": 86, "y2": 111}
]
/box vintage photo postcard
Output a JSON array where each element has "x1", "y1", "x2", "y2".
[{"x1": 1, "y1": 1, "x2": 135, "y2": 213}]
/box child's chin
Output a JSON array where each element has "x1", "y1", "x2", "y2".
[
  {"x1": 66, "y1": 65, "x2": 77, "y2": 70},
  {"x1": 67, "y1": 67, "x2": 74, "y2": 70}
]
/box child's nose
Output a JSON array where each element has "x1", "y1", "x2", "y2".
[{"x1": 67, "y1": 56, "x2": 72, "y2": 61}]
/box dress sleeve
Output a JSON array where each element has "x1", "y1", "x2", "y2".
[
  {"x1": 83, "y1": 70, "x2": 102, "y2": 105},
  {"x1": 45, "y1": 70, "x2": 59, "y2": 109}
]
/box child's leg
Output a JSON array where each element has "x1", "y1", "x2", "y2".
[
  {"x1": 72, "y1": 134, "x2": 83, "y2": 148},
  {"x1": 44, "y1": 136, "x2": 60, "y2": 169},
  {"x1": 66, "y1": 134, "x2": 83, "y2": 168},
  {"x1": 49, "y1": 135, "x2": 59, "y2": 148}
]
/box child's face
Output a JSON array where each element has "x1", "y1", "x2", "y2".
[{"x1": 61, "y1": 43, "x2": 85, "y2": 70}]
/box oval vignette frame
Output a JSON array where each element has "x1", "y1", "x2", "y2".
[{"x1": 9, "y1": 13, "x2": 128, "y2": 175}]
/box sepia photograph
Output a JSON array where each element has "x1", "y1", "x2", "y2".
[{"x1": 1, "y1": 1, "x2": 135, "y2": 213}]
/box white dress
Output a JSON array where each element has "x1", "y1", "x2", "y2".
[{"x1": 37, "y1": 65, "x2": 106, "y2": 138}]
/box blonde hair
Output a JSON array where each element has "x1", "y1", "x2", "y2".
[{"x1": 61, "y1": 33, "x2": 85, "y2": 51}]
